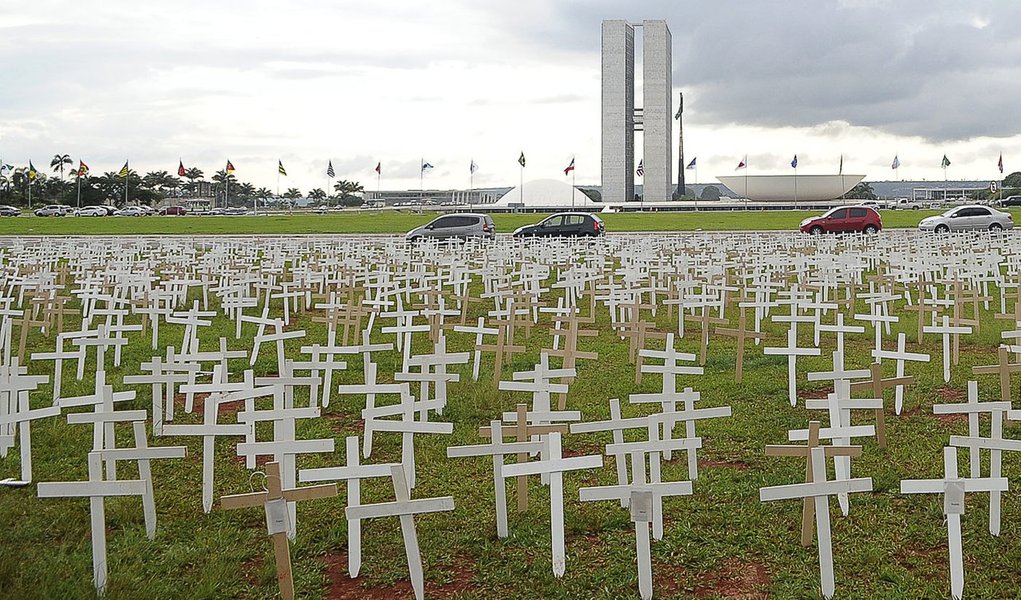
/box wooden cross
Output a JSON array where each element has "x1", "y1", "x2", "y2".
[
  {"x1": 847, "y1": 362, "x2": 913, "y2": 447},
  {"x1": 477, "y1": 316, "x2": 526, "y2": 384},
  {"x1": 501, "y1": 431, "x2": 602, "y2": 578},
  {"x1": 972, "y1": 345, "x2": 1021, "y2": 403},
  {"x1": 765, "y1": 421, "x2": 862, "y2": 547},
  {"x1": 900, "y1": 447, "x2": 1007, "y2": 600},
  {"x1": 716, "y1": 307, "x2": 766, "y2": 383},
  {"x1": 344, "y1": 465, "x2": 455, "y2": 600},
  {"x1": 221, "y1": 461, "x2": 337, "y2": 600},
  {"x1": 684, "y1": 301, "x2": 727, "y2": 366},
  {"x1": 760, "y1": 447, "x2": 873, "y2": 600}
]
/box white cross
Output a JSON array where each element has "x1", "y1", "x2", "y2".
[
  {"x1": 344, "y1": 465, "x2": 455, "y2": 600},
  {"x1": 360, "y1": 384, "x2": 452, "y2": 488},
  {"x1": 570, "y1": 398, "x2": 648, "y2": 505},
  {"x1": 937, "y1": 380, "x2": 1017, "y2": 536},
  {"x1": 579, "y1": 449, "x2": 693, "y2": 600},
  {"x1": 760, "y1": 447, "x2": 873, "y2": 600},
  {"x1": 901, "y1": 446, "x2": 1008, "y2": 600},
  {"x1": 452, "y1": 316, "x2": 499, "y2": 381},
  {"x1": 501, "y1": 431, "x2": 603, "y2": 578},
  {"x1": 37, "y1": 452, "x2": 148, "y2": 596},
  {"x1": 764, "y1": 325, "x2": 821, "y2": 406},
  {"x1": 446, "y1": 420, "x2": 544, "y2": 538},
  {"x1": 924, "y1": 315, "x2": 973, "y2": 383},
  {"x1": 299, "y1": 436, "x2": 400, "y2": 577},
  {"x1": 871, "y1": 332, "x2": 930, "y2": 414},
  {"x1": 0, "y1": 359, "x2": 54, "y2": 482}
]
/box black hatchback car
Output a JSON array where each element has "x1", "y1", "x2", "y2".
[{"x1": 512, "y1": 212, "x2": 605, "y2": 238}]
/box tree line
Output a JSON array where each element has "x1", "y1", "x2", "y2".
[{"x1": 0, "y1": 155, "x2": 365, "y2": 208}]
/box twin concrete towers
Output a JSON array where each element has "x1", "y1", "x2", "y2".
[{"x1": 601, "y1": 20, "x2": 675, "y2": 203}]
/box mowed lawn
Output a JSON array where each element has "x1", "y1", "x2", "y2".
[
  {"x1": 0, "y1": 208, "x2": 1006, "y2": 236},
  {"x1": 4, "y1": 275, "x2": 1021, "y2": 598}
]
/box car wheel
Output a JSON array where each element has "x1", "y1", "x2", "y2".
[
  {"x1": 990, "y1": 223, "x2": 1003, "y2": 231},
  {"x1": 863, "y1": 225, "x2": 878, "y2": 234},
  {"x1": 809, "y1": 226, "x2": 824, "y2": 235},
  {"x1": 912, "y1": 206, "x2": 920, "y2": 210},
  {"x1": 935, "y1": 224, "x2": 950, "y2": 234}
]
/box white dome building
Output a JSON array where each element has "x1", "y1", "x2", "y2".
[{"x1": 491, "y1": 179, "x2": 599, "y2": 208}]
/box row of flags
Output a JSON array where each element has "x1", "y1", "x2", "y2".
[
  {"x1": 1, "y1": 153, "x2": 1009, "y2": 185},
  {"x1": 728, "y1": 153, "x2": 1008, "y2": 175}
]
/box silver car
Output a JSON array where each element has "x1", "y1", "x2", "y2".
[
  {"x1": 918, "y1": 204, "x2": 1014, "y2": 233},
  {"x1": 406, "y1": 213, "x2": 495, "y2": 241}
]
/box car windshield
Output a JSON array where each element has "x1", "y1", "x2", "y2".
[
  {"x1": 941, "y1": 208, "x2": 960, "y2": 217},
  {"x1": 821, "y1": 208, "x2": 841, "y2": 218}
]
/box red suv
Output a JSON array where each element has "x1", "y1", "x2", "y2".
[
  {"x1": 800, "y1": 205, "x2": 882, "y2": 234},
  {"x1": 160, "y1": 205, "x2": 189, "y2": 216}
]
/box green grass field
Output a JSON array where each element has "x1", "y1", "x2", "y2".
[
  {"x1": 3, "y1": 273, "x2": 1021, "y2": 599},
  {"x1": 0, "y1": 208, "x2": 1006, "y2": 236}
]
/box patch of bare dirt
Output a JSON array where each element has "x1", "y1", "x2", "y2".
[
  {"x1": 691, "y1": 559, "x2": 771, "y2": 599},
  {"x1": 799, "y1": 387, "x2": 833, "y2": 400},
  {"x1": 937, "y1": 386, "x2": 966, "y2": 402},
  {"x1": 323, "y1": 551, "x2": 475, "y2": 599},
  {"x1": 699, "y1": 458, "x2": 751, "y2": 471}
]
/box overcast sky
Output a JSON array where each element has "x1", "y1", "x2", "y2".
[{"x1": 2, "y1": 0, "x2": 1019, "y2": 192}]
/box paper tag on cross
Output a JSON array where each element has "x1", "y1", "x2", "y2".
[
  {"x1": 265, "y1": 498, "x2": 289, "y2": 535},
  {"x1": 629, "y1": 489, "x2": 653, "y2": 523},
  {"x1": 944, "y1": 480, "x2": 965, "y2": 516}
]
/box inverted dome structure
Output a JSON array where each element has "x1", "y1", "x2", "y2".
[
  {"x1": 715, "y1": 174, "x2": 865, "y2": 202},
  {"x1": 492, "y1": 179, "x2": 599, "y2": 208}
]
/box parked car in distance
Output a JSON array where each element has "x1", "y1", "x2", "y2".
[
  {"x1": 405, "y1": 213, "x2": 495, "y2": 241},
  {"x1": 34, "y1": 204, "x2": 67, "y2": 216},
  {"x1": 114, "y1": 206, "x2": 147, "y2": 217},
  {"x1": 892, "y1": 198, "x2": 923, "y2": 210},
  {"x1": 512, "y1": 212, "x2": 605, "y2": 238},
  {"x1": 858, "y1": 200, "x2": 886, "y2": 210},
  {"x1": 918, "y1": 205, "x2": 1013, "y2": 233},
  {"x1": 75, "y1": 206, "x2": 108, "y2": 217},
  {"x1": 1000, "y1": 195, "x2": 1021, "y2": 207},
  {"x1": 0, "y1": 206, "x2": 20, "y2": 217},
  {"x1": 159, "y1": 205, "x2": 188, "y2": 216},
  {"x1": 799, "y1": 206, "x2": 883, "y2": 234}
]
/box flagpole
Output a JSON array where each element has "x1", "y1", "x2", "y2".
[
  {"x1": 76, "y1": 174, "x2": 82, "y2": 209},
  {"x1": 124, "y1": 162, "x2": 129, "y2": 206},
  {"x1": 572, "y1": 166, "x2": 576, "y2": 210},
  {"x1": 420, "y1": 158, "x2": 424, "y2": 205},
  {"x1": 794, "y1": 164, "x2": 798, "y2": 211},
  {"x1": 469, "y1": 162, "x2": 474, "y2": 211},
  {"x1": 27, "y1": 175, "x2": 31, "y2": 209}
]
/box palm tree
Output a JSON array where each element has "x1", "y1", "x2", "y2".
[
  {"x1": 183, "y1": 167, "x2": 204, "y2": 196},
  {"x1": 308, "y1": 188, "x2": 327, "y2": 203},
  {"x1": 283, "y1": 187, "x2": 302, "y2": 199},
  {"x1": 211, "y1": 169, "x2": 237, "y2": 206},
  {"x1": 50, "y1": 154, "x2": 72, "y2": 202}
]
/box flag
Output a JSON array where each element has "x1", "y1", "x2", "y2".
[
  {"x1": 563, "y1": 157, "x2": 575, "y2": 176},
  {"x1": 421, "y1": 162, "x2": 434, "y2": 172},
  {"x1": 735, "y1": 156, "x2": 747, "y2": 170},
  {"x1": 78, "y1": 160, "x2": 90, "y2": 177},
  {"x1": 686, "y1": 157, "x2": 696, "y2": 169},
  {"x1": 278, "y1": 160, "x2": 287, "y2": 176},
  {"x1": 999, "y1": 153, "x2": 1004, "y2": 175},
  {"x1": 117, "y1": 161, "x2": 130, "y2": 178},
  {"x1": 838, "y1": 155, "x2": 843, "y2": 175},
  {"x1": 327, "y1": 161, "x2": 335, "y2": 178},
  {"x1": 518, "y1": 152, "x2": 526, "y2": 168},
  {"x1": 941, "y1": 155, "x2": 951, "y2": 169},
  {"x1": 790, "y1": 155, "x2": 798, "y2": 169},
  {"x1": 28, "y1": 161, "x2": 37, "y2": 181},
  {"x1": 637, "y1": 160, "x2": 644, "y2": 177},
  {"x1": 0, "y1": 164, "x2": 11, "y2": 176},
  {"x1": 374, "y1": 162, "x2": 381, "y2": 175},
  {"x1": 891, "y1": 155, "x2": 900, "y2": 170},
  {"x1": 470, "y1": 160, "x2": 478, "y2": 174},
  {"x1": 226, "y1": 160, "x2": 236, "y2": 174},
  {"x1": 178, "y1": 160, "x2": 186, "y2": 177}
]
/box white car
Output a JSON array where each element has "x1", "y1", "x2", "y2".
[
  {"x1": 75, "y1": 206, "x2": 108, "y2": 217},
  {"x1": 114, "y1": 206, "x2": 147, "y2": 217},
  {"x1": 918, "y1": 204, "x2": 1014, "y2": 233}
]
